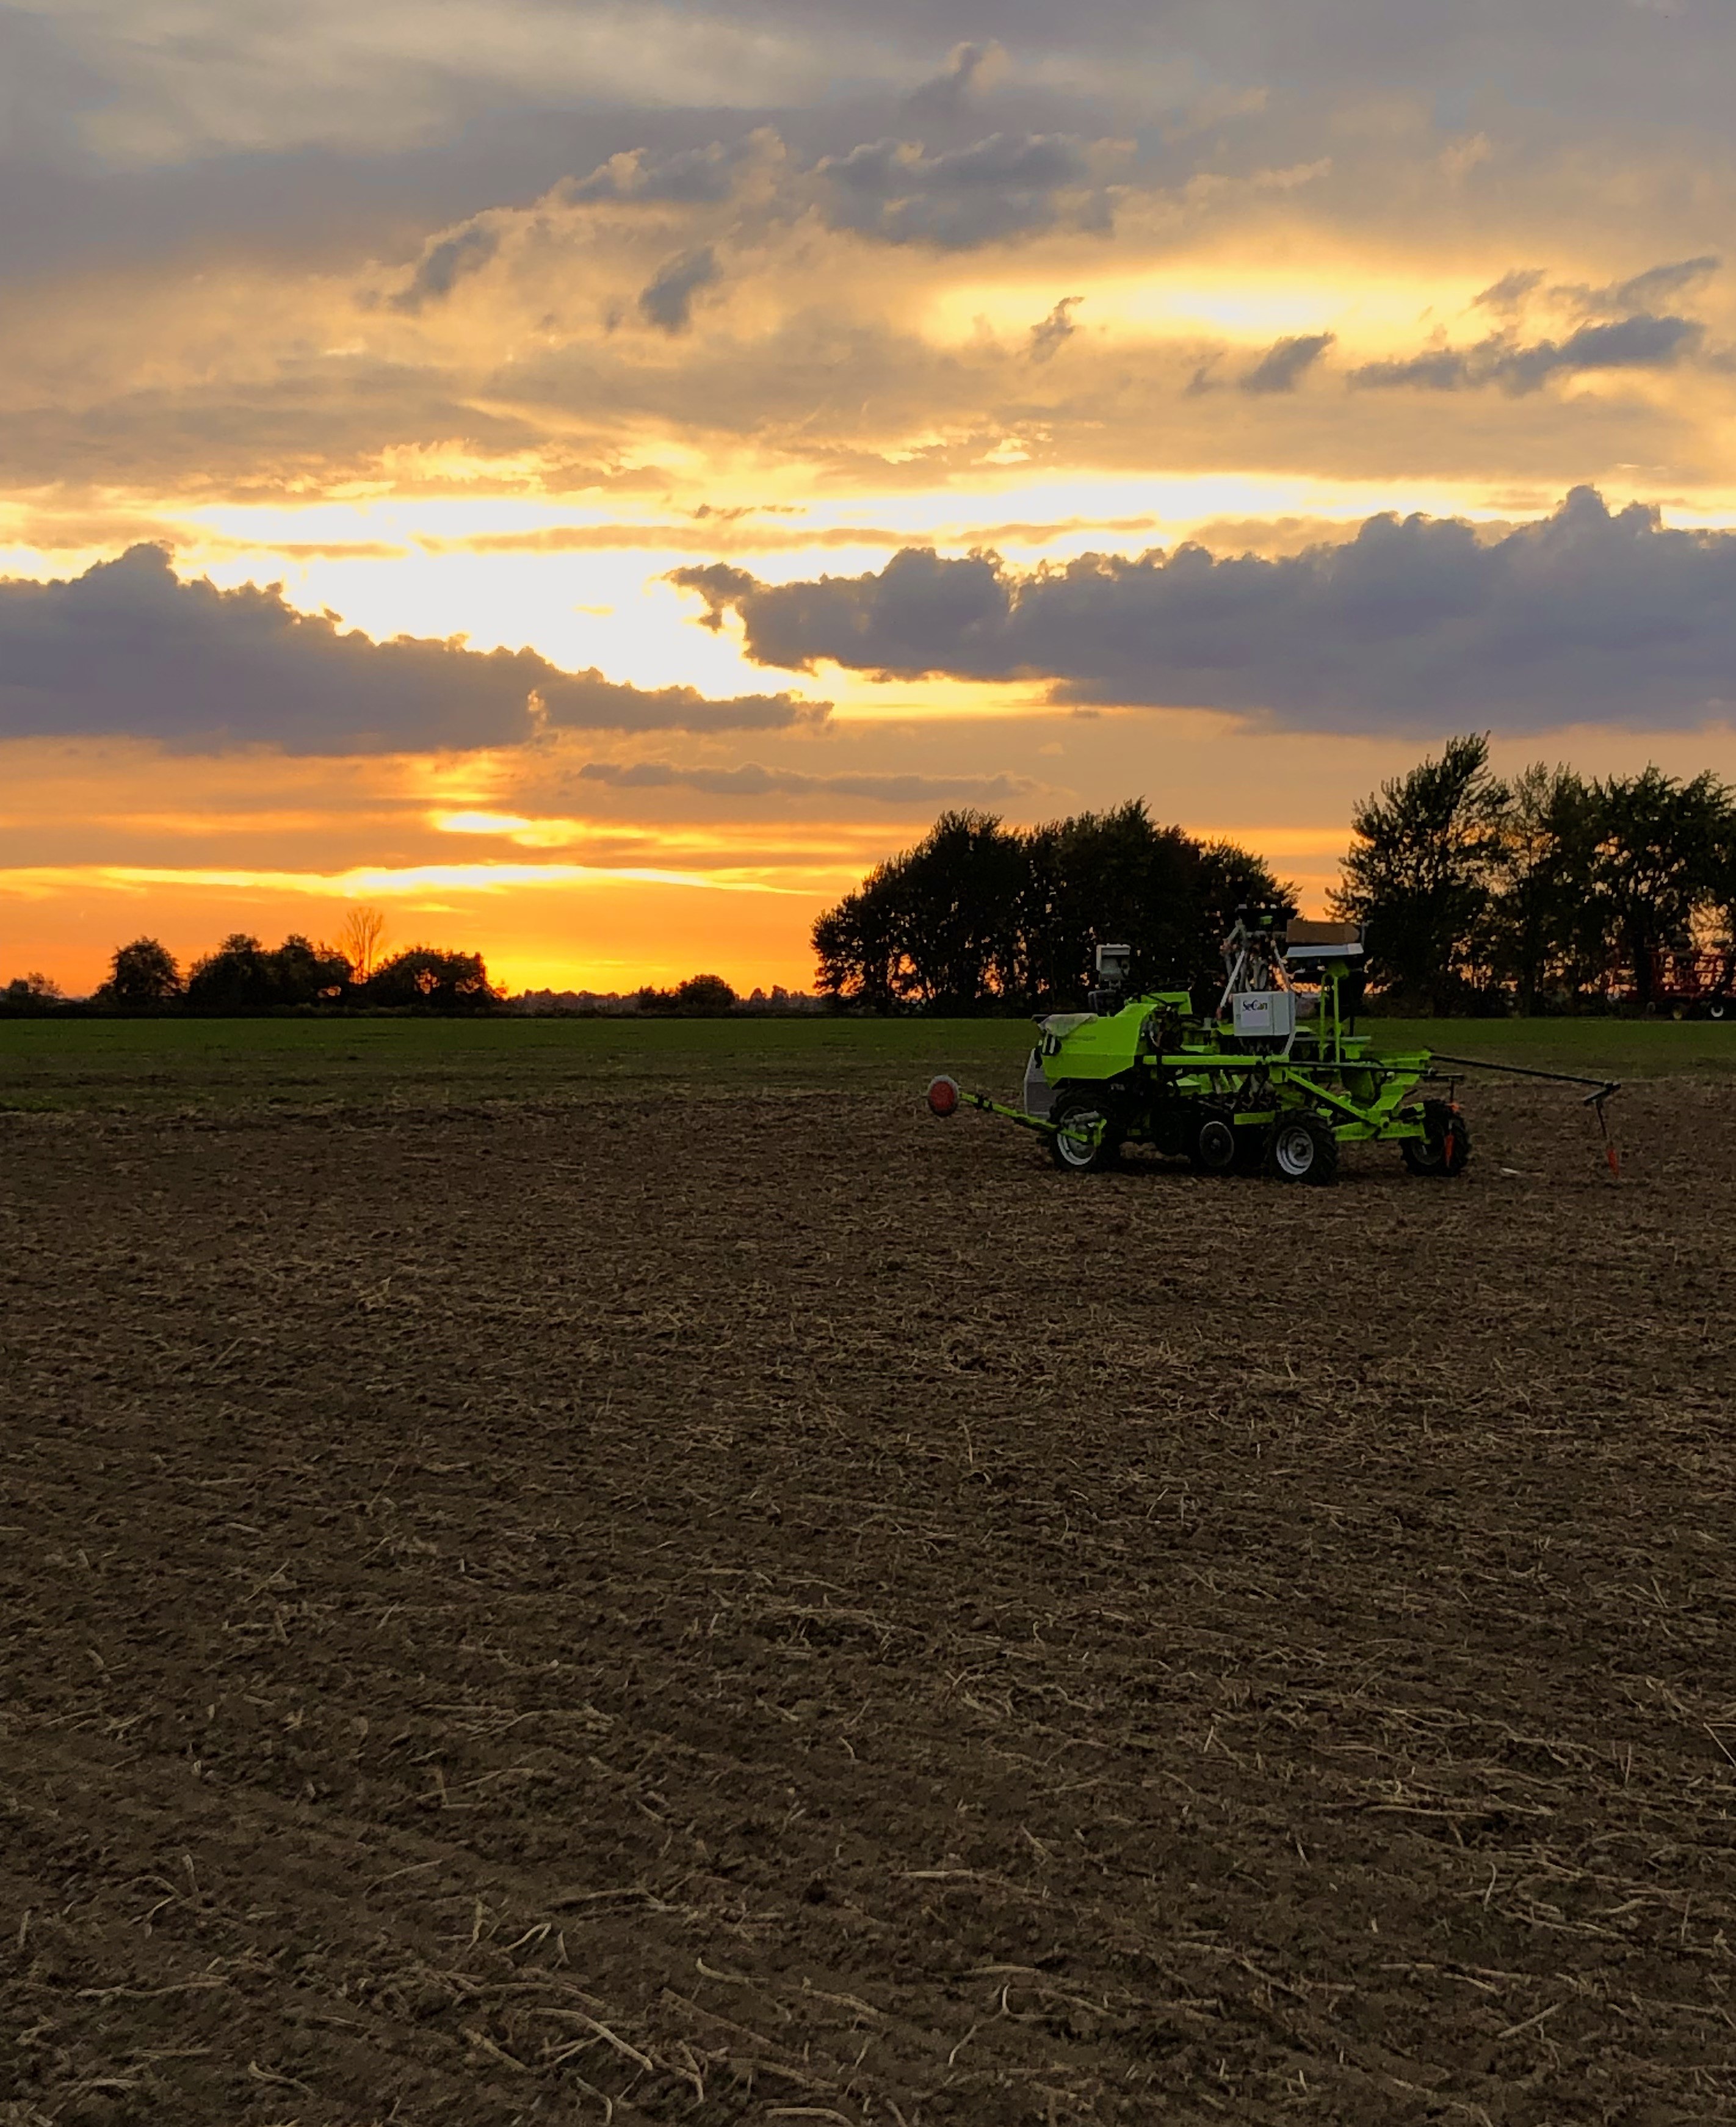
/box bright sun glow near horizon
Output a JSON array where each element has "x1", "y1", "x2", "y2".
[{"x1": 5, "y1": 4, "x2": 1736, "y2": 994}]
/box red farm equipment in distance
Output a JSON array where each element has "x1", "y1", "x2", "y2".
[{"x1": 1604, "y1": 945, "x2": 1736, "y2": 1019}]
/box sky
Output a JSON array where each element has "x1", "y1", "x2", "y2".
[{"x1": 5, "y1": 0, "x2": 1736, "y2": 994}]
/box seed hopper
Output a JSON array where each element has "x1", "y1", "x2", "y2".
[{"x1": 926, "y1": 907, "x2": 1619, "y2": 1183}]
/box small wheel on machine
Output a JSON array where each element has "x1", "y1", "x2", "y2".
[
  {"x1": 1189, "y1": 1110, "x2": 1238, "y2": 1175},
  {"x1": 1049, "y1": 1092, "x2": 1121, "y2": 1174},
  {"x1": 1708, "y1": 997, "x2": 1730, "y2": 1022},
  {"x1": 1262, "y1": 1111, "x2": 1339, "y2": 1185},
  {"x1": 1401, "y1": 1098, "x2": 1472, "y2": 1177}
]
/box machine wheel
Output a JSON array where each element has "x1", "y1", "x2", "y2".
[
  {"x1": 1262, "y1": 1111, "x2": 1339, "y2": 1185},
  {"x1": 1049, "y1": 1092, "x2": 1121, "y2": 1174},
  {"x1": 1188, "y1": 1108, "x2": 1239, "y2": 1175},
  {"x1": 1707, "y1": 997, "x2": 1731, "y2": 1022},
  {"x1": 1401, "y1": 1099, "x2": 1472, "y2": 1177}
]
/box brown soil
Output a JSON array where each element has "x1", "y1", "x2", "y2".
[{"x1": 2, "y1": 1082, "x2": 1734, "y2": 2126}]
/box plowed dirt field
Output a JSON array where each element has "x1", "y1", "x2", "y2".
[{"x1": 4, "y1": 1079, "x2": 1735, "y2": 2125}]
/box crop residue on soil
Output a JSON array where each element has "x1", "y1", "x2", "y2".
[{"x1": 2, "y1": 1083, "x2": 1735, "y2": 2125}]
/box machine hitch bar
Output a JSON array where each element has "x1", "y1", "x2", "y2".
[
  {"x1": 1427, "y1": 1054, "x2": 1622, "y2": 1107},
  {"x1": 927, "y1": 1077, "x2": 1058, "y2": 1135}
]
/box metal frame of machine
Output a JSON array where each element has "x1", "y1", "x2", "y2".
[{"x1": 927, "y1": 906, "x2": 1470, "y2": 1185}]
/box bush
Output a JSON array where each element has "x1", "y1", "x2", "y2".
[
  {"x1": 674, "y1": 973, "x2": 738, "y2": 1016},
  {"x1": 0, "y1": 973, "x2": 63, "y2": 1014}
]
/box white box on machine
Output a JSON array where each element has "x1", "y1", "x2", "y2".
[{"x1": 1232, "y1": 991, "x2": 1296, "y2": 1037}]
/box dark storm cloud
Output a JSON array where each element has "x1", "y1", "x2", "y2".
[
  {"x1": 1239, "y1": 332, "x2": 1335, "y2": 394},
  {"x1": 670, "y1": 488, "x2": 1736, "y2": 733},
  {"x1": 1350, "y1": 313, "x2": 1700, "y2": 393},
  {"x1": 0, "y1": 547, "x2": 825, "y2": 754},
  {"x1": 578, "y1": 759, "x2": 1034, "y2": 801},
  {"x1": 637, "y1": 247, "x2": 722, "y2": 331},
  {"x1": 815, "y1": 132, "x2": 1107, "y2": 248}
]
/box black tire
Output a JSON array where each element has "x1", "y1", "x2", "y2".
[
  {"x1": 1049, "y1": 1091, "x2": 1121, "y2": 1174},
  {"x1": 1401, "y1": 1098, "x2": 1472, "y2": 1177},
  {"x1": 1707, "y1": 998, "x2": 1731, "y2": 1022},
  {"x1": 1262, "y1": 1111, "x2": 1339, "y2": 1185},
  {"x1": 1188, "y1": 1108, "x2": 1239, "y2": 1175}
]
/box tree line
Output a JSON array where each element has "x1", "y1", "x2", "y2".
[
  {"x1": 1329, "y1": 736, "x2": 1736, "y2": 1013},
  {"x1": 57, "y1": 929, "x2": 499, "y2": 1014},
  {"x1": 811, "y1": 746, "x2": 1736, "y2": 1015},
  {"x1": 812, "y1": 802, "x2": 1289, "y2": 1011}
]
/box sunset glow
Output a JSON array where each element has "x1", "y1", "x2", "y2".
[{"x1": 6, "y1": 4, "x2": 1736, "y2": 993}]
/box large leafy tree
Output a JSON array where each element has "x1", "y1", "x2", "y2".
[
  {"x1": 271, "y1": 934, "x2": 352, "y2": 1006},
  {"x1": 1485, "y1": 764, "x2": 1602, "y2": 1012},
  {"x1": 186, "y1": 933, "x2": 278, "y2": 1011},
  {"x1": 363, "y1": 946, "x2": 497, "y2": 1011},
  {"x1": 184, "y1": 932, "x2": 350, "y2": 1011},
  {"x1": 100, "y1": 936, "x2": 183, "y2": 1009},
  {"x1": 1021, "y1": 803, "x2": 1292, "y2": 1006},
  {"x1": 811, "y1": 801, "x2": 1289, "y2": 1011},
  {"x1": 814, "y1": 810, "x2": 1026, "y2": 1011},
  {"x1": 1589, "y1": 768, "x2": 1733, "y2": 1003},
  {"x1": 812, "y1": 873, "x2": 904, "y2": 1011},
  {"x1": 1330, "y1": 734, "x2": 1508, "y2": 1011}
]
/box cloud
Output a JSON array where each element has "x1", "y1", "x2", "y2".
[
  {"x1": 814, "y1": 131, "x2": 1110, "y2": 248},
  {"x1": 905, "y1": 40, "x2": 1010, "y2": 121},
  {"x1": 637, "y1": 245, "x2": 721, "y2": 331},
  {"x1": 565, "y1": 134, "x2": 776, "y2": 206},
  {"x1": 388, "y1": 217, "x2": 501, "y2": 312},
  {"x1": 1474, "y1": 267, "x2": 1546, "y2": 314},
  {"x1": 0, "y1": 547, "x2": 826, "y2": 754},
  {"x1": 10, "y1": 6, "x2": 1736, "y2": 523},
  {"x1": 1568, "y1": 253, "x2": 1720, "y2": 317},
  {"x1": 670, "y1": 488, "x2": 1736, "y2": 732},
  {"x1": 1239, "y1": 331, "x2": 1335, "y2": 394},
  {"x1": 578, "y1": 760, "x2": 1036, "y2": 803},
  {"x1": 1351, "y1": 312, "x2": 1700, "y2": 392},
  {"x1": 675, "y1": 562, "x2": 762, "y2": 629},
  {"x1": 1029, "y1": 295, "x2": 1082, "y2": 362}
]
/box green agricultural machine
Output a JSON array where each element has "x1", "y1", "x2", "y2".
[{"x1": 927, "y1": 908, "x2": 1470, "y2": 1185}]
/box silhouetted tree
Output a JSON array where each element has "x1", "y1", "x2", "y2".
[
  {"x1": 1019, "y1": 803, "x2": 1285, "y2": 1005},
  {"x1": 811, "y1": 803, "x2": 1291, "y2": 1011},
  {"x1": 1330, "y1": 734, "x2": 1508, "y2": 1011},
  {"x1": 362, "y1": 946, "x2": 497, "y2": 1011},
  {"x1": 186, "y1": 933, "x2": 278, "y2": 1011},
  {"x1": 1, "y1": 972, "x2": 62, "y2": 1013},
  {"x1": 674, "y1": 973, "x2": 738, "y2": 1015},
  {"x1": 337, "y1": 904, "x2": 388, "y2": 982},
  {"x1": 270, "y1": 934, "x2": 352, "y2": 1006},
  {"x1": 1589, "y1": 767, "x2": 1732, "y2": 1006},
  {"x1": 814, "y1": 811, "x2": 1028, "y2": 1010},
  {"x1": 99, "y1": 936, "x2": 183, "y2": 1009},
  {"x1": 1485, "y1": 764, "x2": 1602, "y2": 1011},
  {"x1": 811, "y1": 870, "x2": 908, "y2": 1013}
]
